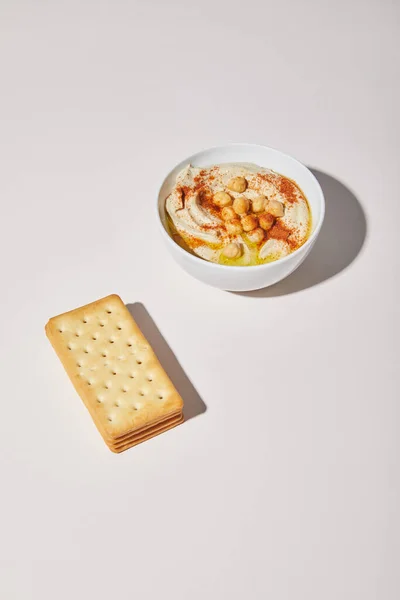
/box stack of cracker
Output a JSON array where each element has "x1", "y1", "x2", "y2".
[{"x1": 46, "y1": 294, "x2": 184, "y2": 452}]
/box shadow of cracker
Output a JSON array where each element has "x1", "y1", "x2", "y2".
[{"x1": 126, "y1": 303, "x2": 207, "y2": 421}]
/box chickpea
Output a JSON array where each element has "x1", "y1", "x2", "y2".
[
  {"x1": 222, "y1": 242, "x2": 242, "y2": 259},
  {"x1": 241, "y1": 214, "x2": 258, "y2": 232},
  {"x1": 213, "y1": 191, "x2": 232, "y2": 207},
  {"x1": 259, "y1": 212, "x2": 275, "y2": 231},
  {"x1": 227, "y1": 176, "x2": 247, "y2": 193},
  {"x1": 266, "y1": 199, "x2": 285, "y2": 217},
  {"x1": 225, "y1": 219, "x2": 243, "y2": 235},
  {"x1": 233, "y1": 196, "x2": 250, "y2": 215},
  {"x1": 221, "y1": 206, "x2": 237, "y2": 221},
  {"x1": 247, "y1": 228, "x2": 265, "y2": 244},
  {"x1": 252, "y1": 196, "x2": 267, "y2": 213}
]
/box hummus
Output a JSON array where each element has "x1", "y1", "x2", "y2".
[{"x1": 165, "y1": 163, "x2": 311, "y2": 266}]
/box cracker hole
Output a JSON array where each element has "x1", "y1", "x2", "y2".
[
  {"x1": 122, "y1": 386, "x2": 128, "y2": 393},
  {"x1": 104, "y1": 383, "x2": 111, "y2": 390},
  {"x1": 111, "y1": 370, "x2": 117, "y2": 376},
  {"x1": 114, "y1": 401, "x2": 120, "y2": 408},
  {"x1": 129, "y1": 374, "x2": 135, "y2": 379},
  {"x1": 101, "y1": 352, "x2": 107, "y2": 358},
  {"x1": 106, "y1": 309, "x2": 112, "y2": 314},
  {"x1": 97, "y1": 398, "x2": 103, "y2": 404},
  {"x1": 109, "y1": 339, "x2": 115, "y2": 344},
  {"x1": 75, "y1": 332, "x2": 80, "y2": 337},
  {"x1": 137, "y1": 360, "x2": 142, "y2": 365},
  {"x1": 84, "y1": 348, "x2": 89, "y2": 354},
  {"x1": 92, "y1": 334, "x2": 99, "y2": 341},
  {"x1": 147, "y1": 377, "x2": 153, "y2": 382},
  {"x1": 99, "y1": 322, "x2": 105, "y2": 327},
  {"x1": 107, "y1": 417, "x2": 112, "y2": 422},
  {"x1": 77, "y1": 362, "x2": 82, "y2": 368},
  {"x1": 127, "y1": 342, "x2": 133, "y2": 347},
  {"x1": 158, "y1": 395, "x2": 164, "y2": 400},
  {"x1": 83, "y1": 318, "x2": 88, "y2": 324},
  {"x1": 139, "y1": 391, "x2": 145, "y2": 396},
  {"x1": 67, "y1": 344, "x2": 72, "y2": 350},
  {"x1": 58, "y1": 328, "x2": 63, "y2": 333},
  {"x1": 117, "y1": 325, "x2": 122, "y2": 330}
]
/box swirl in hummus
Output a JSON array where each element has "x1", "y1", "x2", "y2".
[{"x1": 165, "y1": 163, "x2": 311, "y2": 266}]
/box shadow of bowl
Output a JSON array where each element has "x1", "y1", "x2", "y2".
[{"x1": 236, "y1": 169, "x2": 368, "y2": 297}]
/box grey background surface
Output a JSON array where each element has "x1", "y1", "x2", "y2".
[{"x1": 0, "y1": 1, "x2": 399, "y2": 598}]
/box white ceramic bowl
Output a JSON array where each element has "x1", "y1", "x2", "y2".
[{"x1": 157, "y1": 144, "x2": 325, "y2": 292}]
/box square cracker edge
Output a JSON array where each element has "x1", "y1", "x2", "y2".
[{"x1": 108, "y1": 413, "x2": 184, "y2": 453}]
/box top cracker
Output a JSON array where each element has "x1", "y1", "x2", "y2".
[{"x1": 45, "y1": 295, "x2": 183, "y2": 440}]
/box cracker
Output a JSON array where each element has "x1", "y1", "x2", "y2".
[{"x1": 46, "y1": 294, "x2": 184, "y2": 449}]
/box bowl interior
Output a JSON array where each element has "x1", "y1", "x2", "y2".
[{"x1": 158, "y1": 143, "x2": 324, "y2": 242}]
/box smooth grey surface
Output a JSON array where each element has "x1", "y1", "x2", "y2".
[{"x1": 0, "y1": 1, "x2": 399, "y2": 598}]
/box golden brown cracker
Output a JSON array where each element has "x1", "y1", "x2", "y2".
[{"x1": 46, "y1": 294, "x2": 184, "y2": 449}]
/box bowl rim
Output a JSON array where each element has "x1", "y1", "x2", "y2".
[{"x1": 156, "y1": 143, "x2": 325, "y2": 271}]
